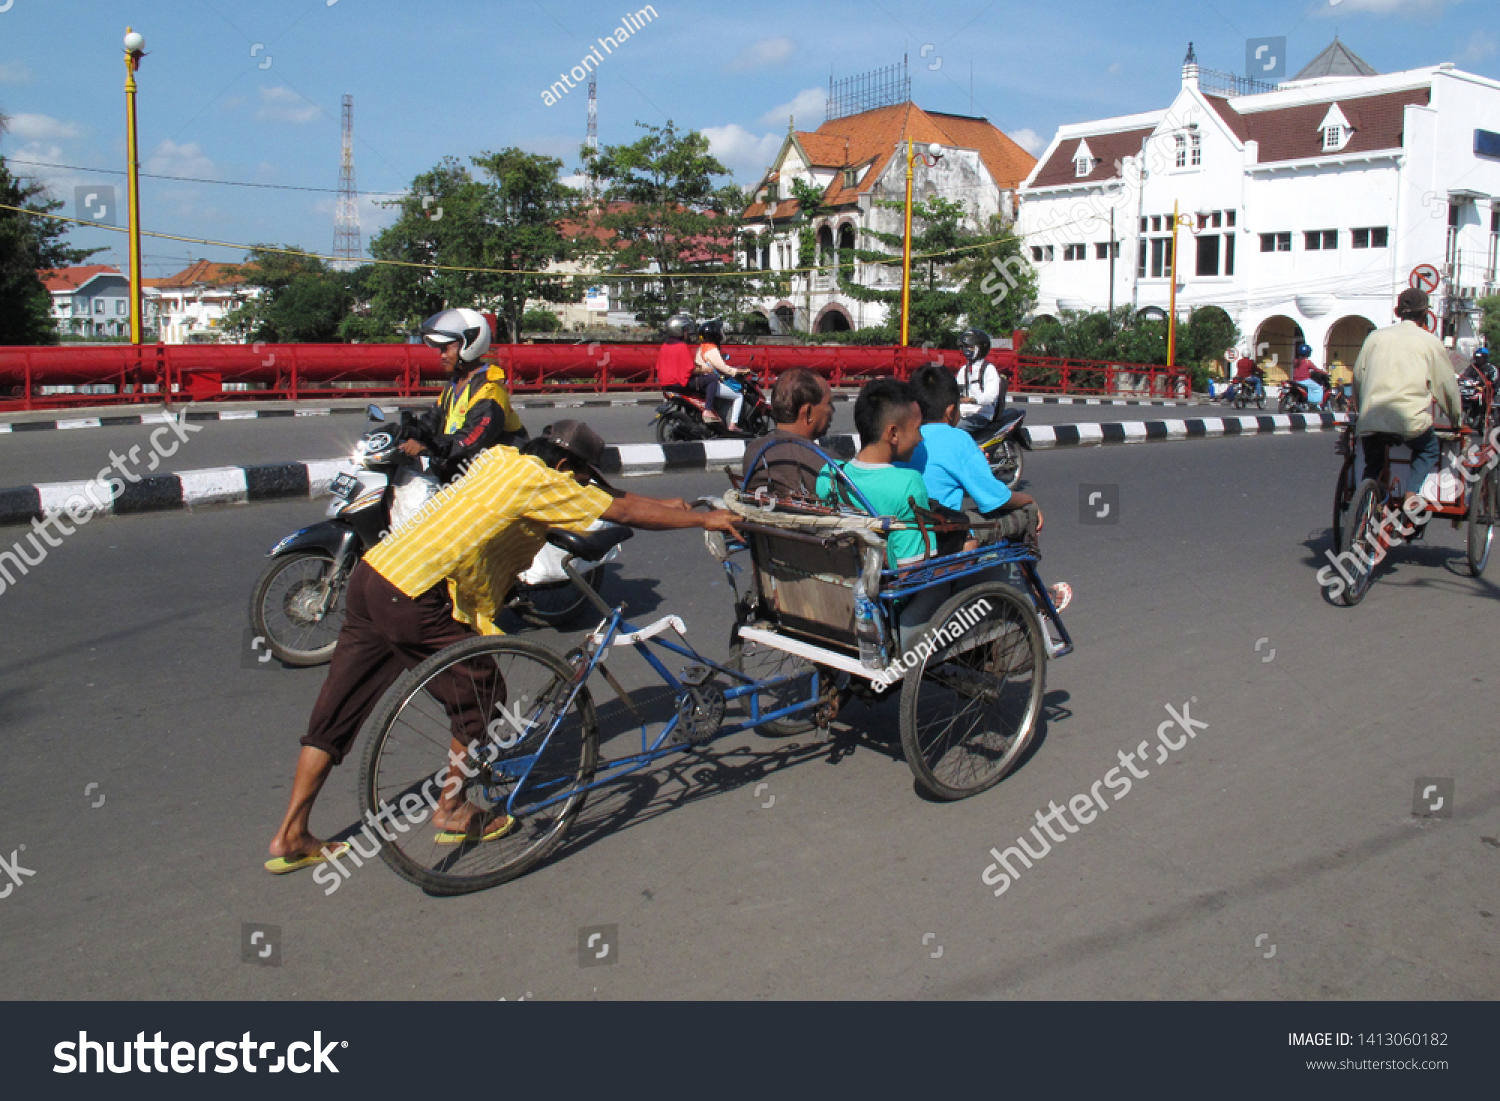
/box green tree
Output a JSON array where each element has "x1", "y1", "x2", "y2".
[
  {"x1": 219, "y1": 247, "x2": 353, "y2": 343},
  {"x1": 584, "y1": 121, "x2": 752, "y2": 327},
  {"x1": 0, "y1": 113, "x2": 102, "y2": 344},
  {"x1": 365, "y1": 151, "x2": 584, "y2": 343},
  {"x1": 838, "y1": 197, "x2": 1027, "y2": 347},
  {"x1": 1478, "y1": 295, "x2": 1500, "y2": 351}
]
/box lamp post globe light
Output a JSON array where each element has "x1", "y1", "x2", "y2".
[
  {"x1": 123, "y1": 28, "x2": 147, "y2": 345},
  {"x1": 900, "y1": 140, "x2": 943, "y2": 346}
]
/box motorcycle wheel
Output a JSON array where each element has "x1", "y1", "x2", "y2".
[
  {"x1": 510, "y1": 565, "x2": 606, "y2": 629},
  {"x1": 1256, "y1": 395, "x2": 1266, "y2": 410},
  {"x1": 990, "y1": 439, "x2": 1024, "y2": 487},
  {"x1": 1233, "y1": 395, "x2": 1246, "y2": 410},
  {"x1": 248, "y1": 550, "x2": 349, "y2": 666},
  {"x1": 655, "y1": 410, "x2": 701, "y2": 444}
]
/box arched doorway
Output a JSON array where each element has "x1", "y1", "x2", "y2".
[
  {"x1": 1325, "y1": 315, "x2": 1375, "y2": 379},
  {"x1": 742, "y1": 311, "x2": 772, "y2": 336},
  {"x1": 816, "y1": 225, "x2": 834, "y2": 267},
  {"x1": 837, "y1": 223, "x2": 857, "y2": 278},
  {"x1": 773, "y1": 303, "x2": 796, "y2": 334},
  {"x1": 815, "y1": 305, "x2": 852, "y2": 333},
  {"x1": 1254, "y1": 315, "x2": 1304, "y2": 382}
]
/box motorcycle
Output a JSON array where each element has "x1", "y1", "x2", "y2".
[
  {"x1": 653, "y1": 371, "x2": 775, "y2": 443},
  {"x1": 1230, "y1": 376, "x2": 1267, "y2": 410},
  {"x1": 971, "y1": 407, "x2": 1030, "y2": 488},
  {"x1": 248, "y1": 406, "x2": 618, "y2": 666}
]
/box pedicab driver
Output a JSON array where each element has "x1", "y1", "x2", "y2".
[
  {"x1": 266, "y1": 421, "x2": 742, "y2": 874},
  {"x1": 1351, "y1": 288, "x2": 1463, "y2": 509}
]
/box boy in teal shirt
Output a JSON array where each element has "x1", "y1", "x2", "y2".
[{"x1": 816, "y1": 379, "x2": 934, "y2": 568}]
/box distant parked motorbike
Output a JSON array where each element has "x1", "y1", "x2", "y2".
[
  {"x1": 248, "y1": 406, "x2": 617, "y2": 666},
  {"x1": 1231, "y1": 374, "x2": 1267, "y2": 410},
  {"x1": 969, "y1": 407, "x2": 1030, "y2": 488},
  {"x1": 654, "y1": 372, "x2": 775, "y2": 443}
]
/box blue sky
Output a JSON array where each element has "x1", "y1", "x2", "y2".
[{"x1": 1, "y1": 0, "x2": 1493, "y2": 279}]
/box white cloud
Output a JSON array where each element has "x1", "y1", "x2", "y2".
[
  {"x1": 730, "y1": 37, "x2": 795, "y2": 72},
  {"x1": 146, "y1": 140, "x2": 215, "y2": 179},
  {"x1": 759, "y1": 87, "x2": 825, "y2": 129},
  {"x1": 6, "y1": 113, "x2": 82, "y2": 141},
  {"x1": 256, "y1": 86, "x2": 321, "y2": 124},
  {"x1": 1318, "y1": 0, "x2": 1456, "y2": 12},
  {"x1": 1458, "y1": 29, "x2": 1496, "y2": 63},
  {"x1": 0, "y1": 60, "x2": 33, "y2": 84},
  {"x1": 1010, "y1": 128, "x2": 1045, "y2": 154},
  {"x1": 702, "y1": 124, "x2": 782, "y2": 182},
  {"x1": 1107, "y1": 62, "x2": 1123, "y2": 75}
]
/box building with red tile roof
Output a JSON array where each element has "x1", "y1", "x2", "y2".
[
  {"x1": 740, "y1": 100, "x2": 1036, "y2": 334},
  {"x1": 1018, "y1": 41, "x2": 1500, "y2": 371}
]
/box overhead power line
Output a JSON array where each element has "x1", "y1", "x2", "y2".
[{"x1": 6, "y1": 158, "x2": 408, "y2": 198}]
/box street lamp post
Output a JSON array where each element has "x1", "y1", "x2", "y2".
[
  {"x1": 1164, "y1": 201, "x2": 1207, "y2": 368},
  {"x1": 900, "y1": 139, "x2": 943, "y2": 346},
  {"x1": 123, "y1": 28, "x2": 146, "y2": 345}
]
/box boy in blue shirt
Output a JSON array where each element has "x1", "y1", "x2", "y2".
[{"x1": 815, "y1": 379, "x2": 934, "y2": 568}]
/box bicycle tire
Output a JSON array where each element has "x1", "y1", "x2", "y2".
[
  {"x1": 1331, "y1": 460, "x2": 1355, "y2": 554},
  {"x1": 727, "y1": 617, "x2": 818, "y2": 736},
  {"x1": 1338, "y1": 480, "x2": 1382, "y2": 606},
  {"x1": 1466, "y1": 469, "x2": 1495, "y2": 577},
  {"x1": 511, "y1": 565, "x2": 606, "y2": 629},
  {"x1": 898, "y1": 583, "x2": 1046, "y2": 801},
  {"x1": 359, "y1": 636, "x2": 598, "y2": 895}
]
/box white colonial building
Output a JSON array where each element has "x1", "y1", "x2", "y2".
[
  {"x1": 1018, "y1": 40, "x2": 1500, "y2": 373},
  {"x1": 742, "y1": 100, "x2": 1035, "y2": 334},
  {"x1": 147, "y1": 259, "x2": 261, "y2": 344}
]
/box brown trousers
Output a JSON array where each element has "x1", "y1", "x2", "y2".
[{"x1": 302, "y1": 561, "x2": 497, "y2": 766}]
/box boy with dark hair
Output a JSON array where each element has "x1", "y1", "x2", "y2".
[
  {"x1": 815, "y1": 379, "x2": 933, "y2": 568},
  {"x1": 905, "y1": 364, "x2": 1042, "y2": 545}
]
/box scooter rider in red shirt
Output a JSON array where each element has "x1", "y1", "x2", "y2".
[
  {"x1": 655, "y1": 313, "x2": 723, "y2": 425},
  {"x1": 1232, "y1": 354, "x2": 1265, "y2": 402}
]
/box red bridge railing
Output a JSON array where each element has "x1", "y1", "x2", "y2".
[{"x1": 0, "y1": 343, "x2": 1190, "y2": 412}]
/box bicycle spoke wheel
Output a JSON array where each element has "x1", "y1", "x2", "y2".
[
  {"x1": 1467, "y1": 470, "x2": 1495, "y2": 577},
  {"x1": 728, "y1": 618, "x2": 818, "y2": 736},
  {"x1": 898, "y1": 583, "x2": 1046, "y2": 800},
  {"x1": 359, "y1": 637, "x2": 598, "y2": 895},
  {"x1": 1338, "y1": 480, "x2": 1382, "y2": 606},
  {"x1": 512, "y1": 566, "x2": 605, "y2": 629},
  {"x1": 1331, "y1": 460, "x2": 1355, "y2": 553}
]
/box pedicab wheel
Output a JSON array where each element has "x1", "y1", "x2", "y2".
[
  {"x1": 1337, "y1": 480, "x2": 1382, "y2": 606},
  {"x1": 728, "y1": 617, "x2": 817, "y2": 736},
  {"x1": 898, "y1": 582, "x2": 1046, "y2": 801},
  {"x1": 1466, "y1": 470, "x2": 1496, "y2": 577},
  {"x1": 1331, "y1": 461, "x2": 1356, "y2": 554},
  {"x1": 248, "y1": 551, "x2": 347, "y2": 666},
  {"x1": 359, "y1": 636, "x2": 598, "y2": 895}
]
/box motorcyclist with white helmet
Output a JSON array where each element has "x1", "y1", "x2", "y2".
[
  {"x1": 400, "y1": 308, "x2": 527, "y2": 482},
  {"x1": 955, "y1": 327, "x2": 1009, "y2": 435}
]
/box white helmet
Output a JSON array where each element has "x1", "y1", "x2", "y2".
[{"x1": 420, "y1": 308, "x2": 492, "y2": 363}]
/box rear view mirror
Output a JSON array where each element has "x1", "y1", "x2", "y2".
[{"x1": 367, "y1": 405, "x2": 386, "y2": 421}]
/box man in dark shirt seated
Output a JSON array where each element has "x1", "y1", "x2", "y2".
[{"x1": 740, "y1": 368, "x2": 835, "y2": 497}]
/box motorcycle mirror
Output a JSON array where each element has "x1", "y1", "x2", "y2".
[{"x1": 367, "y1": 405, "x2": 386, "y2": 421}]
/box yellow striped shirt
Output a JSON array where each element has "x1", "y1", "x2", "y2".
[{"x1": 365, "y1": 446, "x2": 612, "y2": 635}]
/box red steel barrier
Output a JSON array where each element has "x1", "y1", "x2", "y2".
[{"x1": 0, "y1": 342, "x2": 1189, "y2": 411}]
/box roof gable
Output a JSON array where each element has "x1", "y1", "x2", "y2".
[
  {"x1": 38, "y1": 265, "x2": 122, "y2": 293},
  {"x1": 1243, "y1": 87, "x2": 1427, "y2": 163},
  {"x1": 1292, "y1": 39, "x2": 1380, "y2": 82},
  {"x1": 1029, "y1": 125, "x2": 1154, "y2": 188}
]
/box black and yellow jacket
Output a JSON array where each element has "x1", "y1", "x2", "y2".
[{"x1": 416, "y1": 364, "x2": 526, "y2": 481}]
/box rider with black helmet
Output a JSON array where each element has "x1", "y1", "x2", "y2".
[
  {"x1": 401, "y1": 308, "x2": 527, "y2": 482},
  {"x1": 695, "y1": 318, "x2": 751, "y2": 431},
  {"x1": 655, "y1": 313, "x2": 724, "y2": 424},
  {"x1": 956, "y1": 328, "x2": 1008, "y2": 435}
]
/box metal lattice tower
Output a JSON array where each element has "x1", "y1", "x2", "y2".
[
  {"x1": 333, "y1": 94, "x2": 362, "y2": 268},
  {"x1": 585, "y1": 75, "x2": 598, "y2": 199}
]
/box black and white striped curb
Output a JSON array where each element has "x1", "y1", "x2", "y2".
[
  {"x1": 0, "y1": 392, "x2": 1195, "y2": 434},
  {"x1": 0, "y1": 412, "x2": 1345, "y2": 526}
]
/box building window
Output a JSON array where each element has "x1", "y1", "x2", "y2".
[
  {"x1": 1095, "y1": 241, "x2": 1119, "y2": 259},
  {"x1": 1196, "y1": 235, "x2": 1221, "y2": 277},
  {"x1": 1351, "y1": 227, "x2": 1388, "y2": 249},
  {"x1": 1210, "y1": 211, "x2": 1222, "y2": 228},
  {"x1": 116, "y1": 299, "x2": 127, "y2": 316},
  {"x1": 1031, "y1": 245, "x2": 1055, "y2": 262},
  {"x1": 1489, "y1": 208, "x2": 1499, "y2": 281},
  {"x1": 1150, "y1": 237, "x2": 1173, "y2": 278},
  {"x1": 1191, "y1": 133, "x2": 1202, "y2": 166},
  {"x1": 1226, "y1": 211, "x2": 1236, "y2": 227},
  {"x1": 1261, "y1": 232, "x2": 1292, "y2": 252},
  {"x1": 94, "y1": 299, "x2": 105, "y2": 315},
  {"x1": 1063, "y1": 244, "x2": 1086, "y2": 261},
  {"x1": 1151, "y1": 215, "x2": 1162, "y2": 232},
  {"x1": 1174, "y1": 134, "x2": 1187, "y2": 169},
  {"x1": 1224, "y1": 234, "x2": 1235, "y2": 276},
  {"x1": 1139, "y1": 217, "x2": 1148, "y2": 233},
  {"x1": 1138, "y1": 239, "x2": 1147, "y2": 278},
  {"x1": 1323, "y1": 126, "x2": 1343, "y2": 151},
  {"x1": 842, "y1": 167, "x2": 858, "y2": 188},
  {"x1": 1305, "y1": 229, "x2": 1338, "y2": 250},
  {"x1": 766, "y1": 183, "x2": 779, "y2": 203},
  {"x1": 1075, "y1": 157, "x2": 1091, "y2": 178}
]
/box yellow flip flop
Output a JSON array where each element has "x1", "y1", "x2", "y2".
[
  {"x1": 264, "y1": 841, "x2": 351, "y2": 875},
  {"x1": 434, "y1": 816, "x2": 517, "y2": 846}
]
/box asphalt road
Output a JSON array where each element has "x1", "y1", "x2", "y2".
[
  {"x1": 0, "y1": 435, "x2": 1496, "y2": 1000},
  {"x1": 0, "y1": 399, "x2": 1210, "y2": 488}
]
